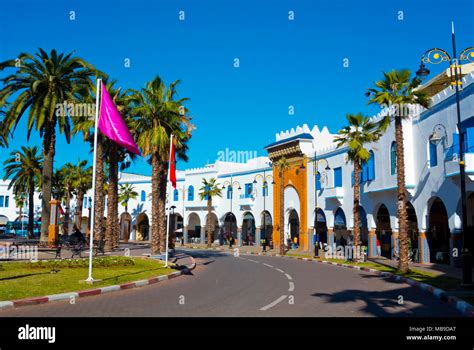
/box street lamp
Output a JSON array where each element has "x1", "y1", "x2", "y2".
[
  {"x1": 220, "y1": 178, "x2": 241, "y2": 240},
  {"x1": 312, "y1": 154, "x2": 330, "y2": 257},
  {"x1": 429, "y1": 124, "x2": 449, "y2": 147},
  {"x1": 416, "y1": 23, "x2": 474, "y2": 287},
  {"x1": 253, "y1": 162, "x2": 274, "y2": 251}
]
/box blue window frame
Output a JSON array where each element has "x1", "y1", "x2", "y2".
[
  {"x1": 429, "y1": 142, "x2": 438, "y2": 167},
  {"x1": 141, "y1": 190, "x2": 146, "y2": 202},
  {"x1": 390, "y1": 142, "x2": 397, "y2": 175},
  {"x1": 227, "y1": 186, "x2": 232, "y2": 199},
  {"x1": 367, "y1": 151, "x2": 375, "y2": 181},
  {"x1": 316, "y1": 173, "x2": 322, "y2": 190},
  {"x1": 4, "y1": 196, "x2": 9, "y2": 208},
  {"x1": 333, "y1": 167, "x2": 342, "y2": 188},
  {"x1": 204, "y1": 185, "x2": 210, "y2": 200},
  {"x1": 0, "y1": 196, "x2": 4, "y2": 207},
  {"x1": 173, "y1": 189, "x2": 179, "y2": 201},
  {"x1": 244, "y1": 183, "x2": 253, "y2": 198},
  {"x1": 188, "y1": 186, "x2": 194, "y2": 201}
]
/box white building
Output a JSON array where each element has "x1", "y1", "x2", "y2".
[{"x1": 1, "y1": 67, "x2": 473, "y2": 267}]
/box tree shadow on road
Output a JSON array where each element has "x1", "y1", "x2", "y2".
[{"x1": 311, "y1": 275, "x2": 459, "y2": 317}]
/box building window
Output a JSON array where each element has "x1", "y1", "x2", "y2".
[
  {"x1": 5, "y1": 196, "x2": 9, "y2": 208},
  {"x1": 333, "y1": 167, "x2": 342, "y2": 188},
  {"x1": 244, "y1": 183, "x2": 253, "y2": 198},
  {"x1": 367, "y1": 150, "x2": 375, "y2": 181},
  {"x1": 0, "y1": 196, "x2": 4, "y2": 207},
  {"x1": 227, "y1": 186, "x2": 232, "y2": 199},
  {"x1": 316, "y1": 173, "x2": 321, "y2": 190},
  {"x1": 188, "y1": 186, "x2": 194, "y2": 201},
  {"x1": 83, "y1": 196, "x2": 88, "y2": 208},
  {"x1": 173, "y1": 189, "x2": 179, "y2": 201},
  {"x1": 429, "y1": 142, "x2": 438, "y2": 168},
  {"x1": 141, "y1": 190, "x2": 146, "y2": 202},
  {"x1": 390, "y1": 142, "x2": 397, "y2": 175}
]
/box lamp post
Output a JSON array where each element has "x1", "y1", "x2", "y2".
[
  {"x1": 221, "y1": 177, "x2": 241, "y2": 241},
  {"x1": 178, "y1": 185, "x2": 189, "y2": 244},
  {"x1": 312, "y1": 155, "x2": 330, "y2": 257},
  {"x1": 253, "y1": 162, "x2": 274, "y2": 251},
  {"x1": 416, "y1": 23, "x2": 474, "y2": 287}
]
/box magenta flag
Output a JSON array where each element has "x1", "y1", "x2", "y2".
[{"x1": 98, "y1": 81, "x2": 141, "y2": 155}]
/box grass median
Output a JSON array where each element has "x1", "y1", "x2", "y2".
[{"x1": 0, "y1": 256, "x2": 172, "y2": 301}]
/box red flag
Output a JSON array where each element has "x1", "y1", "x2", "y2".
[{"x1": 169, "y1": 135, "x2": 176, "y2": 189}]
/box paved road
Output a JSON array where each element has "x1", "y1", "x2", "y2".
[{"x1": 0, "y1": 249, "x2": 460, "y2": 317}]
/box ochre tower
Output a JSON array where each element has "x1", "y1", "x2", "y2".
[{"x1": 266, "y1": 137, "x2": 310, "y2": 252}]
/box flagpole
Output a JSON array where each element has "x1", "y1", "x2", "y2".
[
  {"x1": 165, "y1": 134, "x2": 174, "y2": 268},
  {"x1": 86, "y1": 78, "x2": 101, "y2": 282}
]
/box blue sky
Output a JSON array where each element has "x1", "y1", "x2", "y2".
[{"x1": 1, "y1": 0, "x2": 473, "y2": 174}]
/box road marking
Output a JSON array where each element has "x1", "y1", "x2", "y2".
[
  {"x1": 288, "y1": 282, "x2": 295, "y2": 292},
  {"x1": 247, "y1": 259, "x2": 259, "y2": 263},
  {"x1": 260, "y1": 295, "x2": 288, "y2": 311},
  {"x1": 275, "y1": 268, "x2": 284, "y2": 273},
  {"x1": 263, "y1": 263, "x2": 274, "y2": 268},
  {"x1": 285, "y1": 273, "x2": 292, "y2": 280}
]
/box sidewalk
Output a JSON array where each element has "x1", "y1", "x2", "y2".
[{"x1": 368, "y1": 256, "x2": 472, "y2": 280}]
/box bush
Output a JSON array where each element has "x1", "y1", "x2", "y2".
[{"x1": 27, "y1": 256, "x2": 136, "y2": 270}]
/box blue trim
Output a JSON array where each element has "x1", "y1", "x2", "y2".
[
  {"x1": 217, "y1": 167, "x2": 272, "y2": 179},
  {"x1": 264, "y1": 133, "x2": 314, "y2": 149},
  {"x1": 365, "y1": 184, "x2": 415, "y2": 193},
  {"x1": 413, "y1": 82, "x2": 474, "y2": 124},
  {"x1": 312, "y1": 147, "x2": 348, "y2": 161},
  {"x1": 445, "y1": 170, "x2": 474, "y2": 178}
]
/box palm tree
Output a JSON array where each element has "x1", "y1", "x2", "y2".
[
  {"x1": 366, "y1": 69, "x2": 430, "y2": 273},
  {"x1": 14, "y1": 194, "x2": 26, "y2": 224},
  {"x1": 57, "y1": 163, "x2": 77, "y2": 234},
  {"x1": 0, "y1": 49, "x2": 99, "y2": 242},
  {"x1": 71, "y1": 160, "x2": 92, "y2": 231},
  {"x1": 334, "y1": 113, "x2": 387, "y2": 248},
  {"x1": 130, "y1": 76, "x2": 194, "y2": 254},
  {"x1": 3, "y1": 146, "x2": 42, "y2": 238},
  {"x1": 275, "y1": 157, "x2": 290, "y2": 255},
  {"x1": 199, "y1": 178, "x2": 222, "y2": 248},
  {"x1": 119, "y1": 183, "x2": 138, "y2": 213}
]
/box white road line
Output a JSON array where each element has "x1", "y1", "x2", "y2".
[
  {"x1": 263, "y1": 263, "x2": 274, "y2": 268},
  {"x1": 247, "y1": 259, "x2": 259, "y2": 263},
  {"x1": 285, "y1": 273, "x2": 292, "y2": 280},
  {"x1": 275, "y1": 268, "x2": 284, "y2": 273},
  {"x1": 260, "y1": 295, "x2": 288, "y2": 311},
  {"x1": 288, "y1": 282, "x2": 295, "y2": 292}
]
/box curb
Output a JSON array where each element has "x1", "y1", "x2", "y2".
[
  {"x1": 182, "y1": 246, "x2": 473, "y2": 317},
  {"x1": 242, "y1": 251, "x2": 474, "y2": 317},
  {"x1": 0, "y1": 256, "x2": 197, "y2": 310}
]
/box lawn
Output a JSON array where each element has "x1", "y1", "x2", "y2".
[{"x1": 0, "y1": 256, "x2": 172, "y2": 301}]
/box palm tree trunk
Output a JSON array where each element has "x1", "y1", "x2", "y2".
[
  {"x1": 395, "y1": 116, "x2": 409, "y2": 273},
  {"x1": 76, "y1": 191, "x2": 85, "y2": 230},
  {"x1": 151, "y1": 153, "x2": 161, "y2": 254},
  {"x1": 279, "y1": 170, "x2": 285, "y2": 255},
  {"x1": 158, "y1": 165, "x2": 167, "y2": 253},
  {"x1": 28, "y1": 182, "x2": 34, "y2": 239},
  {"x1": 207, "y1": 198, "x2": 213, "y2": 248},
  {"x1": 110, "y1": 161, "x2": 120, "y2": 248},
  {"x1": 40, "y1": 120, "x2": 56, "y2": 242},
  {"x1": 62, "y1": 192, "x2": 70, "y2": 235},
  {"x1": 105, "y1": 144, "x2": 118, "y2": 252},
  {"x1": 94, "y1": 137, "x2": 105, "y2": 241},
  {"x1": 353, "y1": 162, "x2": 361, "y2": 247}
]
